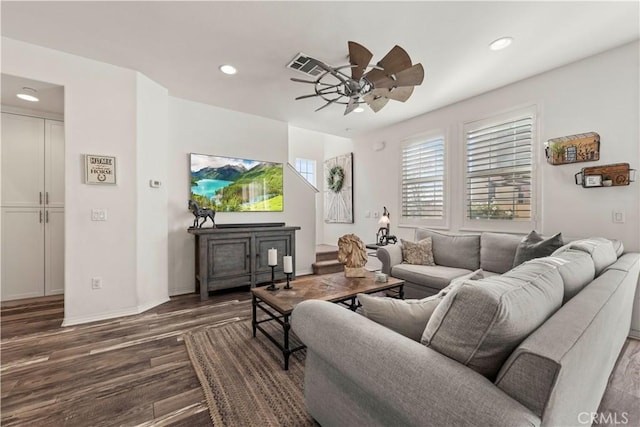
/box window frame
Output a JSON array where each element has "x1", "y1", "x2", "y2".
[
  {"x1": 294, "y1": 158, "x2": 316, "y2": 187},
  {"x1": 461, "y1": 105, "x2": 539, "y2": 233},
  {"x1": 398, "y1": 130, "x2": 448, "y2": 229}
]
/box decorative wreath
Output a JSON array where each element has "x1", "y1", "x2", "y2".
[{"x1": 327, "y1": 165, "x2": 345, "y2": 193}]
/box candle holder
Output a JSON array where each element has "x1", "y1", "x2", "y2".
[
  {"x1": 284, "y1": 272, "x2": 292, "y2": 289},
  {"x1": 266, "y1": 264, "x2": 279, "y2": 291}
]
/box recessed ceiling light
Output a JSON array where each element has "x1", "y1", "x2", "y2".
[
  {"x1": 219, "y1": 65, "x2": 237, "y2": 75},
  {"x1": 489, "y1": 37, "x2": 513, "y2": 51},
  {"x1": 353, "y1": 107, "x2": 365, "y2": 113},
  {"x1": 16, "y1": 87, "x2": 39, "y2": 102}
]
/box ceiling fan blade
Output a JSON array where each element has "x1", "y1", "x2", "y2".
[
  {"x1": 377, "y1": 45, "x2": 412, "y2": 75},
  {"x1": 348, "y1": 41, "x2": 373, "y2": 80},
  {"x1": 371, "y1": 86, "x2": 415, "y2": 102},
  {"x1": 373, "y1": 63, "x2": 424, "y2": 89},
  {"x1": 362, "y1": 68, "x2": 387, "y2": 87},
  {"x1": 393, "y1": 63, "x2": 424, "y2": 87},
  {"x1": 363, "y1": 93, "x2": 389, "y2": 113}
]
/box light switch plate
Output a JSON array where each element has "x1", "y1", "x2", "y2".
[{"x1": 612, "y1": 210, "x2": 625, "y2": 223}]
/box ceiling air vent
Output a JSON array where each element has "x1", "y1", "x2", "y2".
[{"x1": 287, "y1": 53, "x2": 324, "y2": 77}]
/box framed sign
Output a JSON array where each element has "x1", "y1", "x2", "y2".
[{"x1": 85, "y1": 154, "x2": 117, "y2": 185}]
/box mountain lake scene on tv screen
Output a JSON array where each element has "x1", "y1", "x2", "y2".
[{"x1": 190, "y1": 154, "x2": 283, "y2": 212}]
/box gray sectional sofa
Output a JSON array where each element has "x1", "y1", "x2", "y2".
[
  {"x1": 292, "y1": 233, "x2": 639, "y2": 426},
  {"x1": 376, "y1": 228, "x2": 621, "y2": 299}
]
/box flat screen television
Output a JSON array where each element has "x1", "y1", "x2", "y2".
[{"x1": 190, "y1": 153, "x2": 283, "y2": 212}]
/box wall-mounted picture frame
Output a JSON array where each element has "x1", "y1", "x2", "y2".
[
  {"x1": 584, "y1": 174, "x2": 602, "y2": 188},
  {"x1": 190, "y1": 153, "x2": 283, "y2": 212},
  {"x1": 85, "y1": 154, "x2": 117, "y2": 185},
  {"x1": 324, "y1": 152, "x2": 354, "y2": 223}
]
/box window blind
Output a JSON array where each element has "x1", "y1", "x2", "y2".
[
  {"x1": 401, "y1": 137, "x2": 445, "y2": 219},
  {"x1": 465, "y1": 116, "x2": 533, "y2": 220}
]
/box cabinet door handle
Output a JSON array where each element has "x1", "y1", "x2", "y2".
[
  {"x1": 39, "y1": 192, "x2": 43, "y2": 205},
  {"x1": 39, "y1": 211, "x2": 43, "y2": 223},
  {"x1": 46, "y1": 211, "x2": 49, "y2": 223},
  {"x1": 45, "y1": 192, "x2": 49, "y2": 205}
]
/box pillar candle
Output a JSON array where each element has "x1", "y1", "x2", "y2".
[
  {"x1": 283, "y1": 255, "x2": 293, "y2": 273},
  {"x1": 268, "y1": 248, "x2": 277, "y2": 266}
]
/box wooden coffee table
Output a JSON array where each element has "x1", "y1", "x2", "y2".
[{"x1": 251, "y1": 271, "x2": 404, "y2": 370}]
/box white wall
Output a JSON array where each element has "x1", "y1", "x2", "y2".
[
  {"x1": 168, "y1": 97, "x2": 315, "y2": 295},
  {"x1": 288, "y1": 126, "x2": 324, "y2": 243},
  {"x1": 136, "y1": 73, "x2": 170, "y2": 311},
  {"x1": 2, "y1": 38, "x2": 140, "y2": 324}
]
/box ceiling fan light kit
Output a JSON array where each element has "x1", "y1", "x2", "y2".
[{"x1": 290, "y1": 41, "x2": 424, "y2": 115}]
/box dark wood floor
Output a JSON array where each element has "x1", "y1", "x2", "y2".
[
  {"x1": 1, "y1": 290, "x2": 252, "y2": 426},
  {"x1": 1, "y1": 291, "x2": 638, "y2": 426}
]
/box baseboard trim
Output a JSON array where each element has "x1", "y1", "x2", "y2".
[
  {"x1": 62, "y1": 306, "x2": 140, "y2": 327},
  {"x1": 629, "y1": 329, "x2": 640, "y2": 340},
  {"x1": 169, "y1": 288, "x2": 196, "y2": 297},
  {"x1": 137, "y1": 296, "x2": 170, "y2": 314},
  {"x1": 62, "y1": 297, "x2": 170, "y2": 326}
]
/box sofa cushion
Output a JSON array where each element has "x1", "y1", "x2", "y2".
[
  {"x1": 415, "y1": 228, "x2": 480, "y2": 270},
  {"x1": 528, "y1": 251, "x2": 596, "y2": 303},
  {"x1": 391, "y1": 264, "x2": 473, "y2": 291},
  {"x1": 611, "y1": 240, "x2": 624, "y2": 257},
  {"x1": 401, "y1": 238, "x2": 435, "y2": 265},
  {"x1": 357, "y1": 269, "x2": 484, "y2": 341},
  {"x1": 480, "y1": 232, "x2": 523, "y2": 273},
  {"x1": 513, "y1": 231, "x2": 563, "y2": 267},
  {"x1": 552, "y1": 238, "x2": 617, "y2": 276},
  {"x1": 422, "y1": 260, "x2": 564, "y2": 379}
]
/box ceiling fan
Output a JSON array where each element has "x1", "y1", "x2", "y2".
[{"x1": 290, "y1": 41, "x2": 424, "y2": 115}]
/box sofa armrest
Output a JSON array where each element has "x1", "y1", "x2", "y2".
[
  {"x1": 376, "y1": 244, "x2": 402, "y2": 275},
  {"x1": 292, "y1": 300, "x2": 539, "y2": 427}
]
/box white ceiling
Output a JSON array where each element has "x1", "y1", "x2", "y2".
[{"x1": 2, "y1": 1, "x2": 638, "y2": 137}]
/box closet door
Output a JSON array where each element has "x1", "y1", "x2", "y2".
[
  {"x1": 45, "y1": 120, "x2": 65, "y2": 208},
  {"x1": 1, "y1": 113, "x2": 45, "y2": 207},
  {"x1": 45, "y1": 208, "x2": 65, "y2": 295},
  {"x1": 1, "y1": 207, "x2": 45, "y2": 300}
]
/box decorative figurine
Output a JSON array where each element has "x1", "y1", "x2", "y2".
[
  {"x1": 338, "y1": 234, "x2": 368, "y2": 277},
  {"x1": 376, "y1": 207, "x2": 397, "y2": 245},
  {"x1": 188, "y1": 199, "x2": 216, "y2": 228}
]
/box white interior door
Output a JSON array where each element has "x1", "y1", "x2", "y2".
[
  {"x1": 45, "y1": 120, "x2": 65, "y2": 208},
  {"x1": 45, "y1": 208, "x2": 65, "y2": 295},
  {"x1": 1, "y1": 207, "x2": 45, "y2": 300},
  {"x1": 1, "y1": 113, "x2": 45, "y2": 207}
]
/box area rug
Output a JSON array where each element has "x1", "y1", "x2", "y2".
[{"x1": 184, "y1": 320, "x2": 316, "y2": 426}]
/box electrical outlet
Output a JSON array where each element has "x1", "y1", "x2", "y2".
[
  {"x1": 373, "y1": 211, "x2": 379, "y2": 218},
  {"x1": 91, "y1": 277, "x2": 103, "y2": 289},
  {"x1": 91, "y1": 209, "x2": 108, "y2": 221}
]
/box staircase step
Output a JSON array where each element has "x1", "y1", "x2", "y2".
[
  {"x1": 316, "y1": 244, "x2": 339, "y2": 262},
  {"x1": 312, "y1": 260, "x2": 344, "y2": 275}
]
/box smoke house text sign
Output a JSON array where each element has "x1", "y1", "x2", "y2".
[{"x1": 85, "y1": 154, "x2": 117, "y2": 185}]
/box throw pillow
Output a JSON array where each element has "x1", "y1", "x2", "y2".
[
  {"x1": 512, "y1": 231, "x2": 563, "y2": 267},
  {"x1": 358, "y1": 269, "x2": 484, "y2": 341},
  {"x1": 422, "y1": 262, "x2": 564, "y2": 380},
  {"x1": 401, "y1": 238, "x2": 435, "y2": 266}
]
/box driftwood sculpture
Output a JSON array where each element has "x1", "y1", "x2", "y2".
[
  {"x1": 188, "y1": 199, "x2": 216, "y2": 228},
  {"x1": 337, "y1": 233, "x2": 368, "y2": 277}
]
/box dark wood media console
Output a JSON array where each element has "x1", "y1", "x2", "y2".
[{"x1": 188, "y1": 224, "x2": 300, "y2": 300}]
